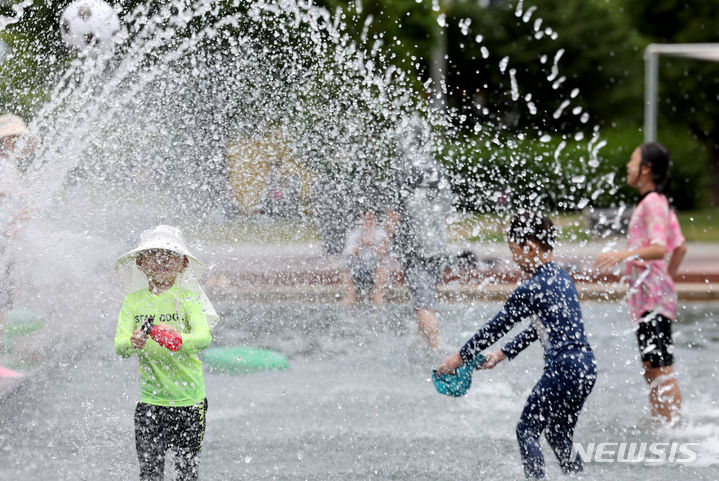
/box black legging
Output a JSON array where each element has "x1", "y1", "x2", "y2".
[{"x1": 134, "y1": 398, "x2": 207, "y2": 481}]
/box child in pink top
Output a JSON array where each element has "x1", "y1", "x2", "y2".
[
  {"x1": 596, "y1": 142, "x2": 686, "y2": 425},
  {"x1": 625, "y1": 192, "x2": 685, "y2": 322}
]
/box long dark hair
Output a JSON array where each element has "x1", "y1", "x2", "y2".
[{"x1": 639, "y1": 142, "x2": 671, "y2": 194}]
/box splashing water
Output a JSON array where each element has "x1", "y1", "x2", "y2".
[
  {"x1": 1, "y1": 1, "x2": 454, "y2": 346},
  {"x1": 0, "y1": 0, "x2": 618, "y2": 284},
  {"x1": 3, "y1": 1, "x2": 716, "y2": 479}
]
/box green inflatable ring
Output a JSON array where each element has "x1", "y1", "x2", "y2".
[
  {"x1": 201, "y1": 346, "x2": 289, "y2": 374},
  {"x1": 4, "y1": 309, "x2": 45, "y2": 339}
]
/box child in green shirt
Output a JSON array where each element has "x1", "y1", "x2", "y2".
[{"x1": 114, "y1": 225, "x2": 217, "y2": 481}]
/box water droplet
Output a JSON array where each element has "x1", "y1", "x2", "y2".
[
  {"x1": 547, "y1": 49, "x2": 564, "y2": 82},
  {"x1": 509, "y1": 68, "x2": 519, "y2": 101},
  {"x1": 553, "y1": 99, "x2": 570, "y2": 119},
  {"x1": 499, "y1": 56, "x2": 509, "y2": 74},
  {"x1": 522, "y1": 6, "x2": 537, "y2": 23}
]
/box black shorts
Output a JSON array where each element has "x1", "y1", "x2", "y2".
[
  {"x1": 636, "y1": 312, "x2": 674, "y2": 368},
  {"x1": 135, "y1": 398, "x2": 208, "y2": 481}
]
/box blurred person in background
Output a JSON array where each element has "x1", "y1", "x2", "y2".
[
  {"x1": 340, "y1": 210, "x2": 388, "y2": 306},
  {"x1": 0, "y1": 114, "x2": 35, "y2": 363}
]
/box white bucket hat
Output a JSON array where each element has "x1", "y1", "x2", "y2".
[
  {"x1": 0, "y1": 114, "x2": 31, "y2": 138},
  {"x1": 115, "y1": 225, "x2": 219, "y2": 329}
]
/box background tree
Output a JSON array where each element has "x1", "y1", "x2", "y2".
[
  {"x1": 1, "y1": 0, "x2": 715, "y2": 209},
  {"x1": 623, "y1": 0, "x2": 719, "y2": 206}
]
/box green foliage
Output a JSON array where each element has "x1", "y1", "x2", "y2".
[
  {"x1": 0, "y1": 30, "x2": 42, "y2": 117},
  {"x1": 318, "y1": 0, "x2": 715, "y2": 209},
  {"x1": 622, "y1": 0, "x2": 719, "y2": 206},
  {"x1": 318, "y1": 1, "x2": 644, "y2": 133},
  {"x1": 1, "y1": 0, "x2": 715, "y2": 209},
  {"x1": 442, "y1": 131, "x2": 607, "y2": 213},
  {"x1": 317, "y1": 0, "x2": 438, "y2": 70},
  {"x1": 586, "y1": 124, "x2": 712, "y2": 210},
  {"x1": 678, "y1": 208, "x2": 719, "y2": 243},
  {"x1": 0, "y1": 1, "x2": 76, "y2": 117},
  {"x1": 445, "y1": 0, "x2": 643, "y2": 132},
  {"x1": 444, "y1": 121, "x2": 710, "y2": 213}
]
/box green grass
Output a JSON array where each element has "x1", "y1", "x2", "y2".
[
  {"x1": 450, "y1": 213, "x2": 590, "y2": 244},
  {"x1": 678, "y1": 208, "x2": 719, "y2": 242},
  {"x1": 452, "y1": 209, "x2": 719, "y2": 244}
]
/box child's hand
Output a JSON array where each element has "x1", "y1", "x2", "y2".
[
  {"x1": 155, "y1": 322, "x2": 180, "y2": 337},
  {"x1": 131, "y1": 329, "x2": 147, "y2": 350},
  {"x1": 594, "y1": 251, "x2": 628, "y2": 272},
  {"x1": 478, "y1": 350, "x2": 505, "y2": 369},
  {"x1": 437, "y1": 353, "x2": 463, "y2": 375},
  {"x1": 629, "y1": 258, "x2": 647, "y2": 269}
]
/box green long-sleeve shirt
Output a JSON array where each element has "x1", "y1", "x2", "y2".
[{"x1": 114, "y1": 284, "x2": 212, "y2": 406}]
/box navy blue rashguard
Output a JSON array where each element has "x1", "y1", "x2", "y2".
[{"x1": 460, "y1": 262, "x2": 597, "y2": 479}]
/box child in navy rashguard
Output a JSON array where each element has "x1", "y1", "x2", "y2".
[{"x1": 438, "y1": 213, "x2": 597, "y2": 479}]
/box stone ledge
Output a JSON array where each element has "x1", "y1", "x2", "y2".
[{"x1": 207, "y1": 283, "x2": 719, "y2": 303}]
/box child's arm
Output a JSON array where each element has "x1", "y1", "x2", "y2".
[
  {"x1": 458, "y1": 289, "x2": 532, "y2": 363},
  {"x1": 500, "y1": 325, "x2": 538, "y2": 360},
  {"x1": 179, "y1": 296, "x2": 212, "y2": 355},
  {"x1": 438, "y1": 288, "x2": 533, "y2": 375},
  {"x1": 114, "y1": 299, "x2": 139, "y2": 358},
  {"x1": 480, "y1": 349, "x2": 505, "y2": 369},
  {"x1": 595, "y1": 244, "x2": 666, "y2": 271},
  {"x1": 475, "y1": 326, "x2": 536, "y2": 371},
  {"x1": 667, "y1": 242, "x2": 687, "y2": 279}
]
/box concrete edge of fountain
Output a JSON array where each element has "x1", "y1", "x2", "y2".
[
  {"x1": 205, "y1": 281, "x2": 719, "y2": 303},
  {"x1": 202, "y1": 241, "x2": 719, "y2": 304}
]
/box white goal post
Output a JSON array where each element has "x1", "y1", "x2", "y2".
[{"x1": 644, "y1": 43, "x2": 719, "y2": 142}]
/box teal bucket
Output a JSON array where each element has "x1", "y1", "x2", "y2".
[{"x1": 432, "y1": 353, "x2": 486, "y2": 397}]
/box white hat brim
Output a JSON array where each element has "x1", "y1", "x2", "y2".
[
  {"x1": 0, "y1": 114, "x2": 31, "y2": 138},
  {"x1": 115, "y1": 226, "x2": 218, "y2": 329}
]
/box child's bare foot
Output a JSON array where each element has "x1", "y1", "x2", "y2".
[
  {"x1": 342, "y1": 291, "x2": 356, "y2": 305},
  {"x1": 372, "y1": 290, "x2": 385, "y2": 305}
]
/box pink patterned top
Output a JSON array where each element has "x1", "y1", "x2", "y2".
[{"x1": 625, "y1": 192, "x2": 685, "y2": 322}]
